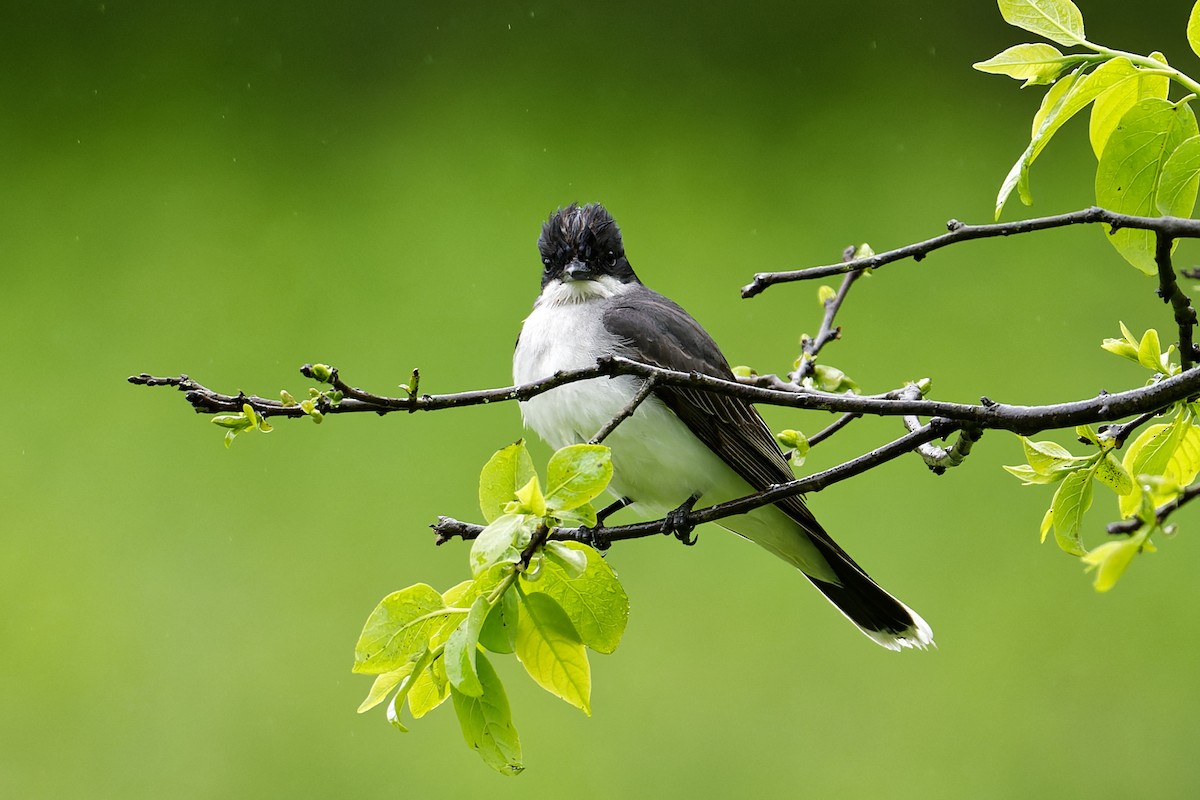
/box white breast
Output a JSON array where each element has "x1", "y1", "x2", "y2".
[{"x1": 512, "y1": 283, "x2": 740, "y2": 516}]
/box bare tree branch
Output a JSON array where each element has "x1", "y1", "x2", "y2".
[
  {"x1": 130, "y1": 354, "x2": 1200, "y2": 437},
  {"x1": 740, "y1": 207, "x2": 1200, "y2": 298},
  {"x1": 433, "y1": 419, "x2": 956, "y2": 545},
  {"x1": 1153, "y1": 232, "x2": 1199, "y2": 370}
]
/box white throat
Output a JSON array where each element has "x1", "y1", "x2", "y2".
[{"x1": 535, "y1": 275, "x2": 630, "y2": 308}]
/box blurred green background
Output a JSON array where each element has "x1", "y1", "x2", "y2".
[{"x1": 5, "y1": 1, "x2": 1200, "y2": 797}]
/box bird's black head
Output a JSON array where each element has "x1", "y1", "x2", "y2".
[{"x1": 537, "y1": 203, "x2": 640, "y2": 290}]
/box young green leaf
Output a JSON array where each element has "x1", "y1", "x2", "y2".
[
  {"x1": 1156, "y1": 135, "x2": 1200, "y2": 218},
  {"x1": 525, "y1": 542, "x2": 629, "y2": 654},
  {"x1": 1089, "y1": 58, "x2": 1169, "y2": 159},
  {"x1": 470, "y1": 514, "x2": 531, "y2": 577},
  {"x1": 514, "y1": 591, "x2": 592, "y2": 715},
  {"x1": 386, "y1": 646, "x2": 433, "y2": 730},
  {"x1": 545, "y1": 541, "x2": 588, "y2": 579},
  {"x1": 551, "y1": 502, "x2": 599, "y2": 529},
  {"x1": 478, "y1": 441, "x2": 537, "y2": 523},
  {"x1": 1136, "y1": 328, "x2": 1163, "y2": 372},
  {"x1": 998, "y1": 0, "x2": 1086, "y2": 47},
  {"x1": 973, "y1": 43, "x2": 1079, "y2": 86},
  {"x1": 1095, "y1": 98, "x2": 1199, "y2": 274},
  {"x1": 444, "y1": 595, "x2": 491, "y2": 697},
  {"x1": 1004, "y1": 463, "x2": 1069, "y2": 485},
  {"x1": 450, "y1": 653, "x2": 524, "y2": 776},
  {"x1": 1049, "y1": 468, "x2": 1094, "y2": 555},
  {"x1": 1100, "y1": 337, "x2": 1139, "y2": 361},
  {"x1": 1120, "y1": 418, "x2": 1189, "y2": 517},
  {"x1": 354, "y1": 584, "x2": 447, "y2": 674},
  {"x1": 357, "y1": 663, "x2": 416, "y2": 714},
  {"x1": 1020, "y1": 436, "x2": 1091, "y2": 475},
  {"x1": 544, "y1": 444, "x2": 614, "y2": 512},
  {"x1": 1093, "y1": 451, "x2": 1134, "y2": 495},
  {"x1": 408, "y1": 654, "x2": 450, "y2": 719},
  {"x1": 1040, "y1": 507, "x2": 1055, "y2": 543},
  {"x1": 513, "y1": 475, "x2": 548, "y2": 518},
  {"x1": 997, "y1": 67, "x2": 1084, "y2": 217},
  {"x1": 1082, "y1": 530, "x2": 1149, "y2": 591},
  {"x1": 479, "y1": 582, "x2": 519, "y2": 654}
]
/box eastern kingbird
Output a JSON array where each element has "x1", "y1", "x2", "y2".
[{"x1": 513, "y1": 203, "x2": 933, "y2": 650}]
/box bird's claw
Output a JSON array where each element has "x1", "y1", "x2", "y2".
[
  {"x1": 583, "y1": 524, "x2": 612, "y2": 551},
  {"x1": 662, "y1": 495, "x2": 700, "y2": 546}
]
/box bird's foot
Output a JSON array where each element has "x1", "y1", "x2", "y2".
[
  {"x1": 582, "y1": 524, "x2": 612, "y2": 551},
  {"x1": 662, "y1": 494, "x2": 700, "y2": 546}
]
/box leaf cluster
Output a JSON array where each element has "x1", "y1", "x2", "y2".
[
  {"x1": 977, "y1": 0, "x2": 1200, "y2": 272},
  {"x1": 1006, "y1": 325, "x2": 1200, "y2": 589},
  {"x1": 353, "y1": 441, "x2": 629, "y2": 775}
]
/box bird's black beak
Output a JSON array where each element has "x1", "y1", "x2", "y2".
[{"x1": 563, "y1": 258, "x2": 595, "y2": 282}]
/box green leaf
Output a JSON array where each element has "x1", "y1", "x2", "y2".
[
  {"x1": 998, "y1": 0, "x2": 1086, "y2": 47},
  {"x1": 514, "y1": 591, "x2": 592, "y2": 715},
  {"x1": 1096, "y1": 98, "x2": 1199, "y2": 274},
  {"x1": 353, "y1": 584, "x2": 447, "y2": 674},
  {"x1": 1137, "y1": 328, "x2": 1163, "y2": 371},
  {"x1": 513, "y1": 475, "x2": 547, "y2": 518},
  {"x1": 997, "y1": 67, "x2": 1084, "y2": 217},
  {"x1": 478, "y1": 441, "x2": 536, "y2": 524},
  {"x1": 545, "y1": 541, "x2": 588, "y2": 579},
  {"x1": 1120, "y1": 418, "x2": 1189, "y2": 517},
  {"x1": 1093, "y1": 451, "x2": 1134, "y2": 495},
  {"x1": 1189, "y1": 1, "x2": 1200, "y2": 60},
  {"x1": 1100, "y1": 337, "x2": 1140, "y2": 361},
  {"x1": 1082, "y1": 532, "x2": 1147, "y2": 591},
  {"x1": 470, "y1": 514, "x2": 531, "y2": 578},
  {"x1": 1003, "y1": 463, "x2": 1069, "y2": 485},
  {"x1": 408, "y1": 653, "x2": 450, "y2": 719},
  {"x1": 1021, "y1": 436, "x2": 1091, "y2": 474},
  {"x1": 1157, "y1": 135, "x2": 1200, "y2": 217},
  {"x1": 973, "y1": 43, "x2": 1077, "y2": 86},
  {"x1": 545, "y1": 444, "x2": 614, "y2": 512},
  {"x1": 450, "y1": 653, "x2": 524, "y2": 776},
  {"x1": 1039, "y1": 507, "x2": 1055, "y2": 543},
  {"x1": 1090, "y1": 59, "x2": 1171, "y2": 159},
  {"x1": 357, "y1": 663, "x2": 415, "y2": 714},
  {"x1": 1049, "y1": 468, "x2": 1094, "y2": 555},
  {"x1": 479, "y1": 582, "x2": 518, "y2": 654},
  {"x1": 444, "y1": 595, "x2": 490, "y2": 697},
  {"x1": 525, "y1": 542, "x2": 629, "y2": 655},
  {"x1": 385, "y1": 646, "x2": 433, "y2": 730},
  {"x1": 1013, "y1": 61, "x2": 1157, "y2": 211},
  {"x1": 551, "y1": 502, "x2": 599, "y2": 529}
]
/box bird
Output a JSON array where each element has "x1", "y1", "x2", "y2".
[{"x1": 512, "y1": 203, "x2": 933, "y2": 650}]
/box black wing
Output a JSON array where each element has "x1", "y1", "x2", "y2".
[
  {"x1": 602, "y1": 287, "x2": 922, "y2": 639},
  {"x1": 602, "y1": 287, "x2": 815, "y2": 522}
]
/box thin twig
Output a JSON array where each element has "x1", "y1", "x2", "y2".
[
  {"x1": 1106, "y1": 483, "x2": 1200, "y2": 535},
  {"x1": 1099, "y1": 410, "x2": 1160, "y2": 448},
  {"x1": 740, "y1": 207, "x2": 1200, "y2": 297},
  {"x1": 806, "y1": 412, "x2": 862, "y2": 447},
  {"x1": 589, "y1": 375, "x2": 658, "y2": 445},
  {"x1": 793, "y1": 265, "x2": 864, "y2": 383}
]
